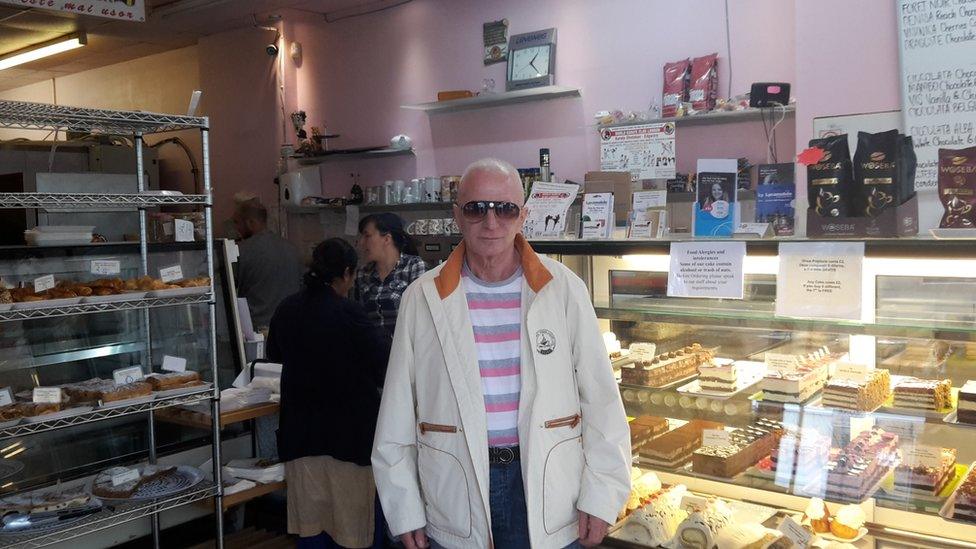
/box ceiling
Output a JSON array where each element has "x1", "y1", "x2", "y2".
[{"x1": 0, "y1": 0, "x2": 375, "y2": 92}]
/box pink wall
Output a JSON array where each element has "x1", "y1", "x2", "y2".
[{"x1": 286, "y1": 0, "x2": 797, "y2": 196}]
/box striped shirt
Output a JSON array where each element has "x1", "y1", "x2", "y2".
[{"x1": 462, "y1": 262, "x2": 523, "y2": 448}]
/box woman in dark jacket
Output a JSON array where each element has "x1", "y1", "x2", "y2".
[{"x1": 268, "y1": 238, "x2": 391, "y2": 549}]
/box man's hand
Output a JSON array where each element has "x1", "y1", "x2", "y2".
[
  {"x1": 578, "y1": 511, "x2": 610, "y2": 547},
  {"x1": 400, "y1": 529, "x2": 429, "y2": 549}
]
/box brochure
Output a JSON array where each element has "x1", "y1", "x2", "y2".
[
  {"x1": 756, "y1": 163, "x2": 796, "y2": 236},
  {"x1": 694, "y1": 159, "x2": 738, "y2": 237},
  {"x1": 581, "y1": 192, "x2": 614, "y2": 239},
  {"x1": 522, "y1": 181, "x2": 579, "y2": 238}
]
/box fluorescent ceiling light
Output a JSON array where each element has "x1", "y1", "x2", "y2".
[{"x1": 0, "y1": 33, "x2": 87, "y2": 72}]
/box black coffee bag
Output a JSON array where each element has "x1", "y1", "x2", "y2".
[
  {"x1": 854, "y1": 130, "x2": 900, "y2": 217},
  {"x1": 938, "y1": 146, "x2": 976, "y2": 228},
  {"x1": 900, "y1": 134, "x2": 917, "y2": 204},
  {"x1": 807, "y1": 135, "x2": 853, "y2": 217}
]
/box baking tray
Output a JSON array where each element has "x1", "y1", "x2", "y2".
[
  {"x1": 92, "y1": 465, "x2": 203, "y2": 502},
  {"x1": 146, "y1": 286, "x2": 209, "y2": 299}
]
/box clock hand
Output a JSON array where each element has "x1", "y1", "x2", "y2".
[{"x1": 530, "y1": 53, "x2": 539, "y2": 72}]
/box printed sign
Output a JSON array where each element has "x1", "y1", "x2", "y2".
[
  {"x1": 764, "y1": 353, "x2": 799, "y2": 375},
  {"x1": 906, "y1": 445, "x2": 943, "y2": 468},
  {"x1": 833, "y1": 362, "x2": 872, "y2": 384},
  {"x1": 0, "y1": 388, "x2": 13, "y2": 407},
  {"x1": 33, "y1": 275, "x2": 55, "y2": 293},
  {"x1": 161, "y1": 355, "x2": 187, "y2": 373},
  {"x1": 778, "y1": 516, "x2": 812, "y2": 548},
  {"x1": 702, "y1": 429, "x2": 732, "y2": 448},
  {"x1": 91, "y1": 260, "x2": 121, "y2": 276},
  {"x1": 113, "y1": 366, "x2": 144, "y2": 386},
  {"x1": 776, "y1": 242, "x2": 864, "y2": 321},
  {"x1": 600, "y1": 122, "x2": 676, "y2": 181},
  {"x1": 33, "y1": 387, "x2": 62, "y2": 404},
  {"x1": 159, "y1": 265, "x2": 183, "y2": 283},
  {"x1": 174, "y1": 219, "x2": 194, "y2": 242},
  {"x1": 0, "y1": 0, "x2": 146, "y2": 22},
  {"x1": 667, "y1": 241, "x2": 746, "y2": 299},
  {"x1": 111, "y1": 468, "x2": 140, "y2": 487}
]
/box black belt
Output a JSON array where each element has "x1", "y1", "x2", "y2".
[{"x1": 488, "y1": 446, "x2": 520, "y2": 464}]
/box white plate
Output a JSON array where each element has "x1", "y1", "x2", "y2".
[
  {"x1": 930, "y1": 228, "x2": 976, "y2": 239},
  {"x1": 147, "y1": 286, "x2": 209, "y2": 299},
  {"x1": 82, "y1": 292, "x2": 148, "y2": 304},
  {"x1": 12, "y1": 297, "x2": 83, "y2": 310},
  {"x1": 153, "y1": 382, "x2": 212, "y2": 400},
  {"x1": 816, "y1": 526, "x2": 869, "y2": 543},
  {"x1": 677, "y1": 360, "x2": 766, "y2": 399},
  {"x1": 97, "y1": 395, "x2": 154, "y2": 409},
  {"x1": 22, "y1": 406, "x2": 94, "y2": 423}
]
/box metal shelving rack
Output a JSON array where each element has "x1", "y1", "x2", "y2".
[{"x1": 0, "y1": 100, "x2": 224, "y2": 549}]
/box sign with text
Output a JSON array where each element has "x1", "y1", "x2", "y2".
[
  {"x1": 0, "y1": 388, "x2": 13, "y2": 407},
  {"x1": 776, "y1": 242, "x2": 864, "y2": 321},
  {"x1": 159, "y1": 265, "x2": 183, "y2": 283},
  {"x1": 764, "y1": 353, "x2": 799, "y2": 375},
  {"x1": 161, "y1": 355, "x2": 187, "y2": 373},
  {"x1": 600, "y1": 122, "x2": 676, "y2": 181},
  {"x1": 906, "y1": 444, "x2": 943, "y2": 468},
  {"x1": 0, "y1": 0, "x2": 146, "y2": 22},
  {"x1": 33, "y1": 387, "x2": 62, "y2": 404},
  {"x1": 833, "y1": 361, "x2": 873, "y2": 384},
  {"x1": 90, "y1": 259, "x2": 121, "y2": 276},
  {"x1": 667, "y1": 241, "x2": 745, "y2": 299},
  {"x1": 778, "y1": 516, "x2": 813, "y2": 548},
  {"x1": 113, "y1": 366, "x2": 144, "y2": 386},
  {"x1": 33, "y1": 274, "x2": 55, "y2": 293},
  {"x1": 702, "y1": 429, "x2": 732, "y2": 448},
  {"x1": 898, "y1": 1, "x2": 976, "y2": 229},
  {"x1": 174, "y1": 219, "x2": 194, "y2": 242},
  {"x1": 111, "y1": 468, "x2": 140, "y2": 487}
]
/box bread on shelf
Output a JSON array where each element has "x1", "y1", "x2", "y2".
[{"x1": 145, "y1": 371, "x2": 202, "y2": 391}]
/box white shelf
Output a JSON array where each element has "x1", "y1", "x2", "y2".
[
  {"x1": 599, "y1": 105, "x2": 796, "y2": 130},
  {"x1": 294, "y1": 148, "x2": 414, "y2": 165},
  {"x1": 402, "y1": 86, "x2": 581, "y2": 114}
]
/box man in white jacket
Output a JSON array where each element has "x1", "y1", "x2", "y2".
[{"x1": 372, "y1": 158, "x2": 631, "y2": 549}]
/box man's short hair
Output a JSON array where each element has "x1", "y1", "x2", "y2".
[
  {"x1": 459, "y1": 158, "x2": 522, "y2": 197},
  {"x1": 236, "y1": 198, "x2": 268, "y2": 224}
]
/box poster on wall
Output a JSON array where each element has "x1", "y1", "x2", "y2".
[
  {"x1": 0, "y1": 0, "x2": 146, "y2": 21},
  {"x1": 483, "y1": 19, "x2": 509, "y2": 65},
  {"x1": 897, "y1": 2, "x2": 976, "y2": 229},
  {"x1": 599, "y1": 122, "x2": 676, "y2": 182}
]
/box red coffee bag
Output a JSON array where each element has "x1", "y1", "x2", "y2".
[
  {"x1": 662, "y1": 59, "x2": 691, "y2": 118},
  {"x1": 689, "y1": 53, "x2": 719, "y2": 112}
]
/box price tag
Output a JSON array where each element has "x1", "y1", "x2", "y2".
[
  {"x1": 113, "y1": 366, "x2": 144, "y2": 386},
  {"x1": 111, "y1": 468, "x2": 140, "y2": 487},
  {"x1": 91, "y1": 260, "x2": 121, "y2": 276},
  {"x1": 906, "y1": 445, "x2": 942, "y2": 468},
  {"x1": 702, "y1": 429, "x2": 731, "y2": 448},
  {"x1": 0, "y1": 388, "x2": 13, "y2": 407},
  {"x1": 778, "y1": 516, "x2": 812, "y2": 548},
  {"x1": 161, "y1": 355, "x2": 187, "y2": 373},
  {"x1": 159, "y1": 265, "x2": 183, "y2": 283},
  {"x1": 834, "y1": 361, "x2": 871, "y2": 383},
  {"x1": 765, "y1": 353, "x2": 799, "y2": 374},
  {"x1": 33, "y1": 387, "x2": 62, "y2": 404},
  {"x1": 33, "y1": 274, "x2": 55, "y2": 293},
  {"x1": 174, "y1": 219, "x2": 194, "y2": 242},
  {"x1": 734, "y1": 222, "x2": 772, "y2": 238}
]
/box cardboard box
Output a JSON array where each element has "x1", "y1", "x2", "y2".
[
  {"x1": 806, "y1": 194, "x2": 918, "y2": 238},
  {"x1": 584, "y1": 171, "x2": 632, "y2": 225}
]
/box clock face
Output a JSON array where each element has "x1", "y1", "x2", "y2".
[{"x1": 510, "y1": 45, "x2": 551, "y2": 81}]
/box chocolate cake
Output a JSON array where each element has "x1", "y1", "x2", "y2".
[{"x1": 638, "y1": 419, "x2": 723, "y2": 468}]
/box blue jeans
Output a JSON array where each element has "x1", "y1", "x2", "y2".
[{"x1": 429, "y1": 459, "x2": 579, "y2": 549}]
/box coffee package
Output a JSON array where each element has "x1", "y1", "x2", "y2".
[
  {"x1": 662, "y1": 59, "x2": 691, "y2": 118},
  {"x1": 938, "y1": 146, "x2": 976, "y2": 228},
  {"x1": 689, "y1": 53, "x2": 719, "y2": 112},
  {"x1": 900, "y1": 135, "x2": 918, "y2": 204},
  {"x1": 807, "y1": 135, "x2": 853, "y2": 217},
  {"x1": 853, "y1": 130, "x2": 902, "y2": 217}
]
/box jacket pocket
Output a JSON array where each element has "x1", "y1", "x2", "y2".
[
  {"x1": 417, "y1": 442, "x2": 472, "y2": 539},
  {"x1": 419, "y1": 422, "x2": 458, "y2": 435},
  {"x1": 542, "y1": 435, "x2": 584, "y2": 535},
  {"x1": 544, "y1": 413, "x2": 581, "y2": 429}
]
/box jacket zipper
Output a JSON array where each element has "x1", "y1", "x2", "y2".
[
  {"x1": 419, "y1": 422, "x2": 458, "y2": 434},
  {"x1": 544, "y1": 413, "x2": 581, "y2": 429}
]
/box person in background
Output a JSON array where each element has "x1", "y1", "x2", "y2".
[
  {"x1": 233, "y1": 197, "x2": 304, "y2": 330},
  {"x1": 354, "y1": 213, "x2": 426, "y2": 338},
  {"x1": 372, "y1": 159, "x2": 631, "y2": 549},
  {"x1": 268, "y1": 238, "x2": 391, "y2": 549}
]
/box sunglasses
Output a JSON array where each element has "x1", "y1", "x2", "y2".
[{"x1": 458, "y1": 201, "x2": 521, "y2": 221}]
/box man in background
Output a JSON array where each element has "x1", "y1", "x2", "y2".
[{"x1": 233, "y1": 196, "x2": 304, "y2": 330}]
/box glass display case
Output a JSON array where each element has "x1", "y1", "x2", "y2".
[{"x1": 533, "y1": 238, "x2": 976, "y2": 548}]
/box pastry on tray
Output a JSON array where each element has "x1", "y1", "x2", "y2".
[
  {"x1": 99, "y1": 381, "x2": 152, "y2": 403},
  {"x1": 0, "y1": 404, "x2": 23, "y2": 423},
  {"x1": 615, "y1": 484, "x2": 687, "y2": 547},
  {"x1": 829, "y1": 504, "x2": 866, "y2": 539},
  {"x1": 673, "y1": 497, "x2": 734, "y2": 549},
  {"x1": 92, "y1": 465, "x2": 177, "y2": 499},
  {"x1": 177, "y1": 277, "x2": 210, "y2": 288},
  {"x1": 145, "y1": 371, "x2": 202, "y2": 391},
  {"x1": 0, "y1": 484, "x2": 92, "y2": 516},
  {"x1": 801, "y1": 497, "x2": 831, "y2": 534}
]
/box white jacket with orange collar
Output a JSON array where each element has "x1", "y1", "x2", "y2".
[{"x1": 372, "y1": 236, "x2": 631, "y2": 549}]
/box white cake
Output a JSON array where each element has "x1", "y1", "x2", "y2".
[
  {"x1": 698, "y1": 359, "x2": 737, "y2": 392},
  {"x1": 616, "y1": 485, "x2": 687, "y2": 547},
  {"x1": 761, "y1": 364, "x2": 828, "y2": 403},
  {"x1": 673, "y1": 498, "x2": 734, "y2": 549}
]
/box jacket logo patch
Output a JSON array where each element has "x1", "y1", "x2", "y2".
[{"x1": 535, "y1": 329, "x2": 556, "y2": 355}]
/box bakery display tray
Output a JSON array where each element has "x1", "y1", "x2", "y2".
[
  {"x1": 676, "y1": 361, "x2": 766, "y2": 399},
  {"x1": 92, "y1": 465, "x2": 204, "y2": 502}
]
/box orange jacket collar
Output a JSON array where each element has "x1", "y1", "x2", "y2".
[{"x1": 434, "y1": 234, "x2": 553, "y2": 299}]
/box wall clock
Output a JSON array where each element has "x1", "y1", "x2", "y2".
[{"x1": 506, "y1": 28, "x2": 556, "y2": 91}]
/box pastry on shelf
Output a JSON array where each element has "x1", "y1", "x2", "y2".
[
  {"x1": 957, "y1": 380, "x2": 976, "y2": 424},
  {"x1": 692, "y1": 419, "x2": 782, "y2": 478},
  {"x1": 619, "y1": 468, "x2": 662, "y2": 520},
  {"x1": 950, "y1": 463, "x2": 976, "y2": 522},
  {"x1": 891, "y1": 377, "x2": 952, "y2": 411},
  {"x1": 92, "y1": 465, "x2": 177, "y2": 499},
  {"x1": 0, "y1": 404, "x2": 23, "y2": 423},
  {"x1": 99, "y1": 381, "x2": 152, "y2": 403},
  {"x1": 620, "y1": 343, "x2": 712, "y2": 387},
  {"x1": 829, "y1": 504, "x2": 865, "y2": 539},
  {"x1": 145, "y1": 371, "x2": 202, "y2": 391},
  {"x1": 697, "y1": 359, "x2": 737, "y2": 393},
  {"x1": 673, "y1": 497, "x2": 733, "y2": 549},
  {"x1": 760, "y1": 364, "x2": 829, "y2": 404},
  {"x1": 824, "y1": 428, "x2": 899, "y2": 502},
  {"x1": 770, "y1": 427, "x2": 831, "y2": 487},
  {"x1": 0, "y1": 288, "x2": 11, "y2": 305},
  {"x1": 603, "y1": 332, "x2": 622, "y2": 360},
  {"x1": 801, "y1": 497, "x2": 831, "y2": 534},
  {"x1": 177, "y1": 276, "x2": 210, "y2": 288},
  {"x1": 821, "y1": 368, "x2": 891, "y2": 411},
  {"x1": 893, "y1": 447, "x2": 957, "y2": 496},
  {"x1": 615, "y1": 484, "x2": 687, "y2": 547},
  {"x1": 629, "y1": 415, "x2": 668, "y2": 452},
  {"x1": 638, "y1": 419, "x2": 723, "y2": 468},
  {"x1": 0, "y1": 484, "x2": 92, "y2": 515}
]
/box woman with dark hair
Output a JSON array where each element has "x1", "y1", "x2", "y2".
[
  {"x1": 268, "y1": 238, "x2": 391, "y2": 549},
  {"x1": 354, "y1": 213, "x2": 426, "y2": 338}
]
